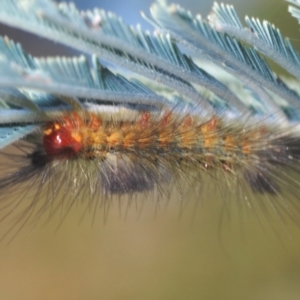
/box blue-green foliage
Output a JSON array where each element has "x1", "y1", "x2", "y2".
[{"x1": 0, "y1": 0, "x2": 300, "y2": 148}]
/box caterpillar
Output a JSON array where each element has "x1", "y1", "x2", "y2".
[{"x1": 1, "y1": 104, "x2": 300, "y2": 235}]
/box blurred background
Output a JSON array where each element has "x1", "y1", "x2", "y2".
[{"x1": 1, "y1": 0, "x2": 300, "y2": 300}]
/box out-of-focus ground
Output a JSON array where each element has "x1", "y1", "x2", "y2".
[
  {"x1": 2, "y1": 190, "x2": 300, "y2": 300},
  {"x1": 1, "y1": 0, "x2": 300, "y2": 299}
]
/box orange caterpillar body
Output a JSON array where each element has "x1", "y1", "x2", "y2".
[
  {"x1": 21, "y1": 108, "x2": 288, "y2": 199},
  {"x1": 42, "y1": 111, "x2": 266, "y2": 177}
]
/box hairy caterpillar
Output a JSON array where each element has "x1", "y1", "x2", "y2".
[{"x1": 1, "y1": 104, "x2": 300, "y2": 239}]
